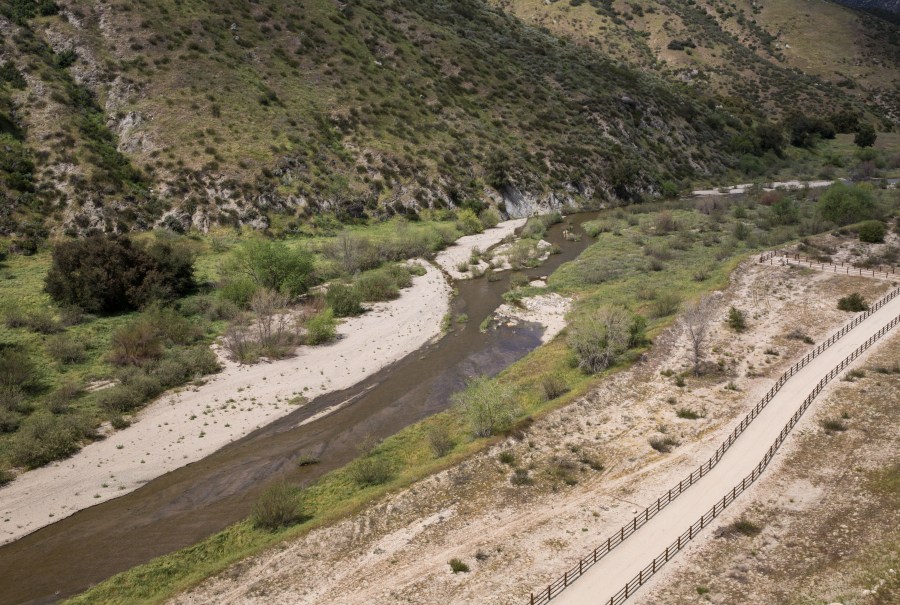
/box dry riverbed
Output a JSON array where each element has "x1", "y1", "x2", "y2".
[{"x1": 168, "y1": 262, "x2": 893, "y2": 605}]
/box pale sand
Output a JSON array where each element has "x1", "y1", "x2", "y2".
[
  {"x1": 692, "y1": 179, "x2": 836, "y2": 196},
  {"x1": 434, "y1": 218, "x2": 527, "y2": 280},
  {"x1": 494, "y1": 293, "x2": 572, "y2": 343},
  {"x1": 0, "y1": 262, "x2": 452, "y2": 546}
]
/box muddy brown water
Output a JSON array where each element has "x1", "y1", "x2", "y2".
[{"x1": 0, "y1": 213, "x2": 599, "y2": 605}]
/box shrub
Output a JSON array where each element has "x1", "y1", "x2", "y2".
[
  {"x1": 649, "y1": 435, "x2": 680, "y2": 453},
  {"x1": 724, "y1": 519, "x2": 762, "y2": 537},
  {"x1": 251, "y1": 482, "x2": 307, "y2": 531},
  {"x1": 455, "y1": 208, "x2": 483, "y2": 235},
  {"x1": 510, "y1": 468, "x2": 533, "y2": 486},
  {"x1": 218, "y1": 277, "x2": 258, "y2": 309},
  {"x1": 326, "y1": 284, "x2": 363, "y2": 317},
  {"x1": 9, "y1": 413, "x2": 95, "y2": 468},
  {"x1": 453, "y1": 375, "x2": 519, "y2": 437},
  {"x1": 821, "y1": 418, "x2": 848, "y2": 432},
  {"x1": 568, "y1": 308, "x2": 636, "y2": 373},
  {"x1": 109, "y1": 318, "x2": 163, "y2": 366},
  {"x1": 818, "y1": 183, "x2": 876, "y2": 226},
  {"x1": 854, "y1": 123, "x2": 876, "y2": 148},
  {"x1": 0, "y1": 408, "x2": 20, "y2": 433},
  {"x1": 349, "y1": 454, "x2": 393, "y2": 487},
  {"x1": 46, "y1": 335, "x2": 88, "y2": 364},
  {"x1": 449, "y1": 558, "x2": 469, "y2": 573},
  {"x1": 226, "y1": 240, "x2": 314, "y2": 298},
  {"x1": 837, "y1": 292, "x2": 868, "y2": 312},
  {"x1": 0, "y1": 386, "x2": 29, "y2": 414},
  {"x1": 354, "y1": 268, "x2": 401, "y2": 302},
  {"x1": 727, "y1": 307, "x2": 747, "y2": 332},
  {"x1": 427, "y1": 424, "x2": 454, "y2": 457},
  {"x1": 541, "y1": 374, "x2": 569, "y2": 400},
  {"x1": 0, "y1": 348, "x2": 37, "y2": 392},
  {"x1": 676, "y1": 408, "x2": 703, "y2": 420},
  {"x1": 479, "y1": 208, "x2": 500, "y2": 229},
  {"x1": 46, "y1": 379, "x2": 82, "y2": 414},
  {"x1": 305, "y1": 309, "x2": 337, "y2": 345},
  {"x1": 45, "y1": 235, "x2": 195, "y2": 314},
  {"x1": 858, "y1": 221, "x2": 886, "y2": 243},
  {"x1": 650, "y1": 292, "x2": 681, "y2": 318},
  {"x1": 498, "y1": 450, "x2": 515, "y2": 465}
]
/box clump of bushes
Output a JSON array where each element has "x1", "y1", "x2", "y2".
[
  {"x1": 837, "y1": 292, "x2": 868, "y2": 312},
  {"x1": 448, "y1": 558, "x2": 470, "y2": 573},
  {"x1": 222, "y1": 239, "x2": 314, "y2": 306},
  {"x1": 649, "y1": 435, "x2": 680, "y2": 453},
  {"x1": 8, "y1": 413, "x2": 96, "y2": 469},
  {"x1": 305, "y1": 309, "x2": 337, "y2": 345},
  {"x1": 45, "y1": 235, "x2": 196, "y2": 314}
]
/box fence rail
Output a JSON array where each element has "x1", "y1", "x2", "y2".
[
  {"x1": 601, "y1": 312, "x2": 900, "y2": 605},
  {"x1": 529, "y1": 285, "x2": 900, "y2": 605},
  {"x1": 759, "y1": 250, "x2": 898, "y2": 279}
]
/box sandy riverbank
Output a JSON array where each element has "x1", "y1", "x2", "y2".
[
  {"x1": 0, "y1": 264, "x2": 452, "y2": 546},
  {"x1": 434, "y1": 218, "x2": 526, "y2": 280},
  {"x1": 0, "y1": 217, "x2": 533, "y2": 547},
  {"x1": 494, "y1": 292, "x2": 572, "y2": 344}
]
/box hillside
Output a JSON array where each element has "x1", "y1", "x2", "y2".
[
  {"x1": 0, "y1": 0, "x2": 896, "y2": 240},
  {"x1": 492, "y1": 0, "x2": 899, "y2": 123}
]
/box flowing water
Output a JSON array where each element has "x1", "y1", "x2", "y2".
[{"x1": 0, "y1": 213, "x2": 599, "y2": 605}]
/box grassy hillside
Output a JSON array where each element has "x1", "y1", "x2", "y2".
[
  {"x1": 493, "y1": 0, "x2": 899, "y2": 122},
  {"x1": 1, "y1": 0, "x2": 768, "y2": 237}
]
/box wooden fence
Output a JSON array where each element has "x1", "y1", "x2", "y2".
[
  {"x1": 528, "y1": 285, "x2": 900, "y2": 605},
  {"x1": 599, "y1": 313, "x2": 900, "y2": 605},
  {"x1": 759, "y1": 250, "x2": 898, "y2": 279}
]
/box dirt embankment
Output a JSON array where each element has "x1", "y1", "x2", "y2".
[{"x1": 168, "y1": 262, "x2": 893, "y2": 605}]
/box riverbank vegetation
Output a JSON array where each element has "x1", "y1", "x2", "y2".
[
  {"x1": 0, "y1": 210, "x2": 497, "y2": 478},
  {"x1": 66, "y1": 183, "x2": 899, "y2": 604}
]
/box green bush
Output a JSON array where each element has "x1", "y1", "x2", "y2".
[
  {"x1": 858, "y1": 221, "x2": 886, "y2": 243},
  {"x1": 727, "y1": 307, "x2": 747, "y2": 332},
  {"x1": 305, "y1": 309, "x2": 337, "y2": 345},
  {"x1": 326, "y1": 284, "x2": 363, "y2": 317},
  {"x1": 45, "y1": 235, "x2": 195, "y2": 314},
  {"x1": 479, "y1": 208, "x2": 501, "y2": 229},
  {"x1": 349, "y1": 454, "x2": 393, "y2": 487},
  {"x1": 218, "y1": 277, "x2": 259, "y2": 309},
  {"x1": 453, "y1": 375, "x2": 519, "y2": 437},
  {"x1": 45, "y1": 335, "x2": 88, "y2": 364},
  {"x1": 226, "y1": 240, "x2": 314, "y2": 298},
  {"x1": 9, "y1": 413, "x2": 95, "y2": 469},
  {"x1": 837, "y1": 292, "x2": 868, "y2": 312},
  {"x1": 818, "y1": 183, "x2": 876, "y2": 226},
  {"x1": 0, "y1": 408, "x2": 21, "y2": 433},
  {"x1": 455, "y1": 208, "x2": 483, "y2": 236},
  {"x1": 449, "y1": 558, "x2": 470, "y2": 573},
  {"x1": 568, "y1": 308, "x2": 637, "y2": 374},
  {"x1": 354, "y1": 269, "x2": 400, "y2": 302},
  {"x1": 251, "y1": 483, "x2": 307, "y2": 531},
  {"x1": 0, "y1": 348, "x2": 38, "y2": 392}
]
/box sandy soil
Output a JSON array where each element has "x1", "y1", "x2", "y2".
[
  {"x1": 169, "y1": 263, "x2": 894, "y2": 605},
  {"x1": 0, "y1": 263, "x2": 452, "y2": 546},
  {"x1": 692, "y1": 180, "x2": 836, "y2": 196},
  {"x1": 435, "y1": 219, "x2": 527, "y2": 280},
  {"x1": 494, "y1": 293, "x2": 572, "y2": 344},
  {"x1": 634, "y1": 332, "x2": 900, "y2": 605}
]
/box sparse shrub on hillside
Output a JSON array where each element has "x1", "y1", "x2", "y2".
[
  {"x1": 649, "y1": 435, "x2": 680, "y2": 453},
  {"x1": 448, "y1": 558, "x2": 469, "y2": 573},
  {"x1": 45, "y1": 235, "x2": 195, "y2": 314},
  {"x1": 45, "y1": 335, "x2": 88, "y2": 364},
  {"x1": 541, "y1": 374, "x2": 569, "y2": 401},
  {"x1": 727, "y1": 307, "x2": 747, "y2": 332},
  {"x1": 650, "y1": 292, "x2": 681, "y2": 318},
  {"x1": 427, "y1": 424, "x2": 454, "y2": 458},
  {"x1": 0, "y1": 348, "x2": 38, "y2": 393},
  {"x1": 349, "y1": 452, "x2": 393, "y2": 487},
  {"x1": 479, "y1": 208, "x2": 500, "y2": 229},
  {"x1": 455, "y1": 209, "x2": 483, "y2": 236}
]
